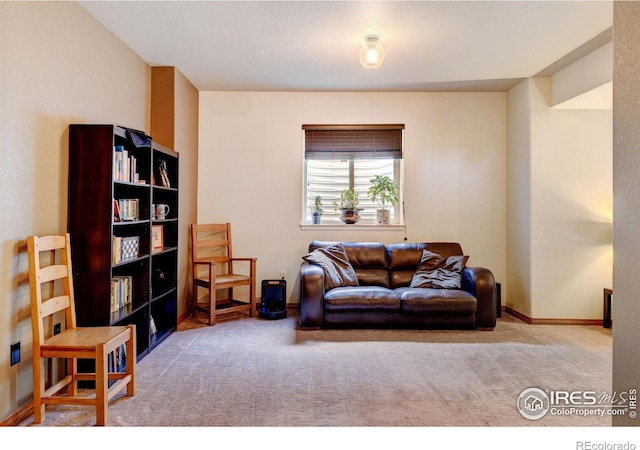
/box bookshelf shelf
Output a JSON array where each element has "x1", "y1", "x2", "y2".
[
  {"x1": 114, "y1": 220, "x2": 149, "y2": 226},
  {"x1": 115, "y1": 180, "x2": 152, "y2": 188},
  {"x1": 112, "y1": 254, "x2": 150, "y2": 267},
  {"x1": 109, "y1": 301, "x2": 149, "y2": 325},
  {"x1": 153, "y1": 185, "x2": 178, "y2": 192},
  {"x1": 152, "y1": 286, "x2": 177, "y2": 303},
  {"x1": 151, "y1": 246, "x2": 177, "y2": 255},
  {"x1": 68, "y1": 124, "x2": 178, "y2": 360}
]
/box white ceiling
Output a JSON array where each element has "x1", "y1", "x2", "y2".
[{"x1": 79, "y1": 0, "x2": 613, "y2": 92}]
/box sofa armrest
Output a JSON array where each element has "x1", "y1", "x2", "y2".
[
  {"x1": 462, "y1": 267, "x2": 497, "y2": 329},
  {"x1": 299, "y1": 262, "x2": 325, "y2": 329}
]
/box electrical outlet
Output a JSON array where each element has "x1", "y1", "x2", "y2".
[
  {"x1": 10, "y1": 342, "x2": 20, "y2": 366},
  {"x1": 280, "y1": 270, "x2": 286, "y2": 280},
  {"x1": 53, "y1": 323, "x2": 61, "y2": 335}
]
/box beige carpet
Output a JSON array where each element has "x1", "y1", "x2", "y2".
[{"x1": 19, "y1": 312, "x2": 613, "y2": 427}]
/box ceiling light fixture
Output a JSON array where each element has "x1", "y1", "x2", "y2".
[{"x1": 359, "y1": 35, "x2": 385, "y2": 69}]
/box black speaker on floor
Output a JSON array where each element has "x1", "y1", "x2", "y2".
[{"x1": 258, "y1": 279, "x2": 287, "y2": 320}]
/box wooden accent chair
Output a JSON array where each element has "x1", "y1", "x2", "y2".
[
  {"x1": 191, "y1": 223, "x2": 257, "y2": 325},
  {"x1": 27, "y1": 234, "x2": 136, "y2": 426}
]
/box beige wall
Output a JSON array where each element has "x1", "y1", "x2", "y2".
[
  {"x1": 612, "y1": 0, "x2": 640, "y2": 427},
  {"x1": 151, "y1": 67, "x2": 199, "y2": 320},
  {"x1": 529, "y1": 78, "x2": 612, "y2": 319},
  {"x1": 174, "y1": 70, "x2": 199, "y2": 319},
  {"x1": 506, "y1": 79, "x2": 533, "y2": 317},
  {"x1": 0, "y1": 4, "x2": 197, "y2": 422},
  {"x1": 198, "y1": 91, "x2": 507, "y2": 303},
  {"x1": 506, "y1": 77, "x2": 612, "y2": 321},
  {"x1": 551, "y1": 41, "x2": 613, "y2": 108},
  {"x1": 1, "y1": 2, "x2": 146, "y2": 421}
]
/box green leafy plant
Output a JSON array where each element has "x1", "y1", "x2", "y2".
[
  {"x1": 333, "y1": 188, "x2": 360, "y2": 210},
  {"x1": 367, "y1": 175, "x2": 399, "y2": 210},
  {"x1": 310, "y1": 195, "x2": 324, "y2": 215}
]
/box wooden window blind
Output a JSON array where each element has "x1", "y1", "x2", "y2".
[{"x1": 303, "y1": 124, "x2": 404, "y2": 160}]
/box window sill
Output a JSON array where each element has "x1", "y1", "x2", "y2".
[{"x1": 300, "y1": 223, "x2": 406, "y2": 232}]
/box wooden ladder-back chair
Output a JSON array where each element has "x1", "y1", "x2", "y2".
[
  {"x1": 191, "y1": 223, "x2": 257, "y2": 325},
  {"x1": 27, "y1": 233, "x2": 136, "y2": 426}
]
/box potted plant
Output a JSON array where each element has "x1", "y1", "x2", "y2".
[
  {"x1": 367, "y1": 175, "x2": 399, "y2": 224},
  {"x1": 333, "y1": 188, "x2": 363, "y2": 224},
  {"x1": 310, "y1": 195, "x2": 324, "y2": 224}
]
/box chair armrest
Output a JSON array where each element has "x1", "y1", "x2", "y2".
[
  {"x1": 462, "y1": 266, "x2": 497, "y2": 329},
  {"x1": 299, "y1": 262, "x2": 325, "y2": 329},
  {"x1": 193, "y1": 260, "x2": 215, "y2": 266},
  {"x1": 193, "y1": 260, "x2": 216, "y2": 283},
  {"x1": 227, "y1": 258, "x2": 257, "y2": 282},
  {"x1": 193, "y1": 260, "x2": 215, "y2": 274},
  {"x1": 229, "y1": 257, "x2": 257, "y2": 271}
]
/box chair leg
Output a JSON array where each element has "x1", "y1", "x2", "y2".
[
  {"x1": 249, "y1": 280, "x2": 256, "y2": 318},
  {"x1": 208, "y1": 284, "x2": 216, "y2": 326},
  {"x1": 126, "y1": 325, "x2": 136, "y2": 397},
  {"x1": 250, "y1": 260, "x2": 257, "y2": 318},
  {"x1": 192, "y1": 279, "x2": 198, "y2": 318},
  {"x1": 32, "y1": 355, "x2": 45, "y2": 424},
  {"x1": 208, "y1": 264, "x2": 216, "y2": 326},
  {"x1": 95, "y1": 345, "x2": 108, "y2": 426},
  {"x1": 67, "y1": 357, "x2": 78, "y2": 396}
]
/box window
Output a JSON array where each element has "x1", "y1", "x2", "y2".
[{"x1": 302, "y1": 124, "x2": 404, "y2": 224}]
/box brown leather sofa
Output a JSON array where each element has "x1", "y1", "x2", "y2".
[{"x1": 299, "y1": 241, "x2": 497, "y2": 330}]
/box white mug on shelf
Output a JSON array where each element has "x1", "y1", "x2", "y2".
[{"x1": 155, "y1": 204, "x2": 170, "y2": 220}]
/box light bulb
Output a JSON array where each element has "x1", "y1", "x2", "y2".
[{"x1": 359, "y1": 35, "x2": 385, "y2": 69}]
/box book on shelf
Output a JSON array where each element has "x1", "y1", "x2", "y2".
[
  {"x1": 112, "y1": 236, "x2": 140, "y2": 263},
  {"x1": 113, "y1": 145, "x2": 146, "y2": 184},
  {"x1": 157, "y1": 159, "x2": 171, "y2": 188},
  {"x1": 113, "y1": 199, "x2": 121, "y2": 222},
  {"x1": 114, "y1": 198, "x2": 139, "y2": 221},
  {"x1": 111, "y1": 275, "x2": 133, "y2": 313}
]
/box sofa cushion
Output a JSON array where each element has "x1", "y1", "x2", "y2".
[
  {"x1": 302, "y1": 244, "x2": 359, "y2": 290},
  {"x1": 410, "y1": 250, "x2": 469, "y2": 289},
  {"x1": 344, "y1": 242, "x2": 389, "y2": 287},
  {"x1": 310, "y1": 241, "x2": 390, "y2": 287},
  {"x1": 396, "y1": 287, "x2": 477, "y2": 315},
  {"x1": 387, "y1": 242, "x2": 464, "y2": 269},
  {"x1": 324, "y1": 286, "x2": 401, "y2": 312},
  {"x1": 386, "y1": 242, "x2": 464, "y2": 288}
]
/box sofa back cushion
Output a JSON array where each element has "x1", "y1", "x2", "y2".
[
  {"x1": 409, "y1": 250, "x2": 469, "y2": 289},
  {"x1": 302, "y1": 244, "x2": 359, "y2": 291},
  {"x1": 309, "y1": 241, "x2": 389, "y2": 287},
  {"x1": 387, "y1": 242, "x2": 464, "y2": 288}
]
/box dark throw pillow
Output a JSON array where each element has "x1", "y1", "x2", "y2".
[
  {"x1": 302, "y1": 244, "x2": 359, "y2": 290},
  {"x1": 409, "y1": 249, "x2": 469, "y2": 289}
]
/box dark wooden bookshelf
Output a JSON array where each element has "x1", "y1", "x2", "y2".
[{"x1": 68, "y1": 124, "x2": 178, "y2": 360}]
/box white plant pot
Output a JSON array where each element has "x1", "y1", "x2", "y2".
[{"x1": 376, "y1": 209, "x2": 390, "y2": 224}]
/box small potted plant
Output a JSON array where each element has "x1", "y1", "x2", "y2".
[
  {"x1": 367, "y1": 175, "x2": 399, "y2": 224},
  {"x1": 310, "y1": 195, "x2": 324, "y2": 224},
  {"x1": 333, "y1": 188, "x2": 363, "y2": 224}
]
